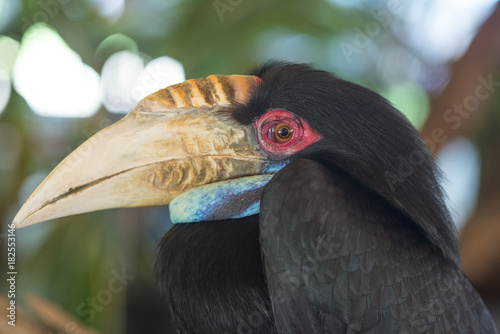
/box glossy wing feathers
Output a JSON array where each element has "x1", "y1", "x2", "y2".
[{"x1": 259, "y1": 159, "x2": 497, "y2": 334}]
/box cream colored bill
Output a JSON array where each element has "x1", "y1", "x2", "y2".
[{"x1": 13, "y1": 75, "x2": 265, "y2": 228}]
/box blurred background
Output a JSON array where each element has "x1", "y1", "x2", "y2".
[{"x1": 0, "y1": 0, "x2": 499, "y2": 332}]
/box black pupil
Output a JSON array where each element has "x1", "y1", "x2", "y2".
[{"x1": 278, "y1": 127, "x2": 289, "y2": 138}]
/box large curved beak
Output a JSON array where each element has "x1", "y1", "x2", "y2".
[{"x1": 13, "y1": 75, "x2": 266, "y2": 228}]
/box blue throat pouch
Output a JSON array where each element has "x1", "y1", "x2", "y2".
[{"x1": 169, "y1": 174, "x2": 273, "y2": 223}]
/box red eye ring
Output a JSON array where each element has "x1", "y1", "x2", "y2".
[
  {"x1": 274, "y1": 123, "x2": 294, "y2": 142},
  {"x1": 254, "y1": 109, "x2": 321, "y2": 156}
]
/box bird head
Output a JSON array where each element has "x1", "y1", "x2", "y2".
[{"x1": 13, "y1": 62, "x2": 458, "y2": 265}]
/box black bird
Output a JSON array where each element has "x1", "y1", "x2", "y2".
[{"x1": 14, "y1": 62, "x2": 498, "y2": 333}]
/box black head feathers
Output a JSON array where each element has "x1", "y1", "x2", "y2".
[{"x1": 233, "y1": 61, "x2": 459, "y2": 266}]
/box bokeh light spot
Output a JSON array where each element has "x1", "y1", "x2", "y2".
[
  {"x1": 101, "y1": 52, "x2": 185, "y2": 114},
  {"x1": 437, "y1": 137, "x2": 481, "y2": 230},
  {"x1": 85, "y1": 0, "x2": 125, "y2": 21},
  {"x1": 0, "y1": 69, "x2": 10, "y2": 115},
  {"x1": 95, "y1": 33, "x2": 139, "y2": 61},
  {"x1": 136, "y1": 56, "x2": 185, "y2": 100},
  {"x1": 0, "y1": 36, "x2": 19, "y2": 115},
  {"x1": 405, "y1": 0, "x2": 497, "y2": 62},
  {"x1": 101, "y1": 51, "x2": 146, "y2": 113},
  {"x1": 12, "y1": 24, "x2": 101, "y2": 118},
  {"x1": 0, "y1": 0, "x2": 21, "y2": 32},
  {"x1": 0, "y1": 35, "x2": 20, "y2": 72}
]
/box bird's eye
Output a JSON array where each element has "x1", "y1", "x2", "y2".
[
  {"x1": 265, "y1": 121, "x2": 296, "y2": 144},
  {"x1": 255, "y1": 109, "x2": 321, "y2": 156},
  {"x1": 274, "y1": 123, "x2": 294, "y2": 142}
]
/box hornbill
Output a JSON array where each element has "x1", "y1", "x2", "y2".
[{"x1": 13, "y1": 62, "x2": 498, "y2": 333}]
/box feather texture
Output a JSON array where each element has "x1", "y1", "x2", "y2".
[{"x1": 260, "y1": 159, "x2": 497, "y2": 333}]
